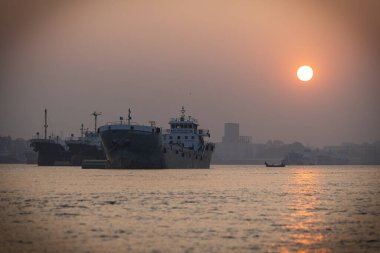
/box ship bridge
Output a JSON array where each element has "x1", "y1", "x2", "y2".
[
  {"x1": 162, "y1": 107, "x2": 210, "y2": 149},
  {"x1": 167, "y1": 106, "x2": 210, "y2": 136},
  {"x1": 168, "y1": 110, "x2": 198, "y2": 134}
]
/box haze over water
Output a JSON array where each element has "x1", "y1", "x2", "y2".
[
  {"x1": 1, "y1": 3, "x2": 380, "y2": 252},
  {"x1": 1, "y1": 1, "x2": 380, "y2": 146},
  {"x1": 1, "y1": 164, "x2": 379, "y2": 253}
]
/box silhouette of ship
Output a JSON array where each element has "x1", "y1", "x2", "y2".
[
  {"x1": 30, "y1": 109, "x2": 106, "y2": 166},
  {"x1": 30, "y1": 109, "x2": 71, "y2": 166},
  {"x1": 99, "y1": 107, "x2": 215, "y2": 169},
  {"x1": 65, "y1": 112, "x2": 106, "y2": 166}
]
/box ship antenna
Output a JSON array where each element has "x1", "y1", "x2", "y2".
[
  {"x1": 44, "y1": 109, "x2": 48, "y2": 140},
  {"x1": 128, "y1": 108, "x2": 132, "y2": 125},
  {"x1": 91, "y1": 111, "x2": 102, "y2": 132}
]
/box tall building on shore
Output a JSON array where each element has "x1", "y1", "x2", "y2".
[
  {"x1": 213, "y1": 123, "x2": 254, "y2": 163},
  {"x1": 213, "y1": 122, "x2": 306, "y2": 164},
  {"x1": 222, "y1": 123, "x2": 239, "y2": 143}
]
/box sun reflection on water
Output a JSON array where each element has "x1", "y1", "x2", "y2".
[{"x1": 280, "y1": 168, "x2": 330, "y2": 253}]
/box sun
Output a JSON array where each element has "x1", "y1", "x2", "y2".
[{"x1": 297, "y1": 65, "x2": 313, "y2": 82}]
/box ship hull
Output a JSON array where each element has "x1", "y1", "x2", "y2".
[
  {"x1": 100, "y1": 129, "x2": 213, "y2": 169},
  {"x1": 162, "y1": 145, "x2": 213, "y2": 168},
  {"x1": 100, "y1": 129, "x2": 162, "y2": 169},
  {"x1": 30, "y1": 140, "x2": 71, "y2": 166},
  {"x1": 66, "y1": 143, "x2": 106, "y2": 166}
]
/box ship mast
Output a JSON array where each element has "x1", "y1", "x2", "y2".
[
  {"x1": 80, "y1": 123, "x2": 84, "y2": 137},
  {"x1": 91, "y1": 111, "x2": 102, "y2": 132},
  {"x1": 180, "y1": 106, "x2": 185, "y2": 121},
  {"x1": 44, "y1": 109, "x2": 48, "y2": 139},
  {"x1": 128, "y1": 108, "x2": 132, "y2": 125}
]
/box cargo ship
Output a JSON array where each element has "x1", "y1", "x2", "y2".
[
  {"x1": 65, "y1": 112, "x2": 106, "y2": 165},
  {"x1": 30, "y1": 109, "x2": 71, "y2": 166},
  {"x1": 99, "y1": 107, "x2": 214, "y2": 169}
]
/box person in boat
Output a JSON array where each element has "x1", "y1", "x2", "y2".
[{"x1": 265, "y1": 161, "x2": 286, "y2": 167}]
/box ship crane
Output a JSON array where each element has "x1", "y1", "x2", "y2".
[{"x1": 91, "y1": 111, "x2": 102, "y2": 132}]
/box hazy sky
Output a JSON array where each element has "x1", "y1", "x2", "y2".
[{"x1": 1, "y1": 0, "x2": 379, "y2": 147}]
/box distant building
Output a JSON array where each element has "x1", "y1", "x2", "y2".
[
  {"x1": 222, "y1": 123, "x2": 240, "y2": 143},
  {"x1": 0, "y1": 136, "x2": 37, "y2": 164},
  {"x1": 213, "y1": 123, "x2": 256, "y2": 164},
  {"x1": 213, "y1": 123, "x2": 380, "y2": 165}
]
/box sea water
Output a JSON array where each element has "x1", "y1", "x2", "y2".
[{"x1": 1, "y1": 164, "x2": 379, "y2": 253}]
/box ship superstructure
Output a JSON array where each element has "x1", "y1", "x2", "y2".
[{"x1": 99, "y1": 107, "x2": 214, "y2": 169}]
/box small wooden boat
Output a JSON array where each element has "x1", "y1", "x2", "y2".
[{"x1": 265, "y1": 161, "x2": 286, "y2": 167}]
